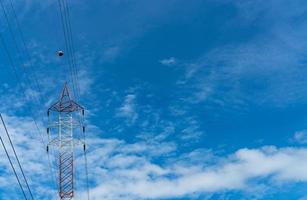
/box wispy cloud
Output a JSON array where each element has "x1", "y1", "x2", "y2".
[
  {"x1": 102, "y1": 46, "x2": 121, "y2": 62},
  {"x1": 176, "y1": 0, "x2": 307, "y2": 108},
  {"x1": 116, "y1": 94, "x2": 138, "y2": 124},
  {"x1": 2, "y1": 0, "x2": 307, "y2": 199},
  {"x1": 3, "y1": 111, "x2": 307, "y2": 200},
  {"x1": 81, "y1": 140, "x2": 307, "y2": 200},
  {"x1": 293, "y1": 130, "x2": 307, "y2": 144},
  {"x1": 0, "y1": 114, "x2": 57, "y2": 199},
  {"x1": 160, "y1": 57, "x2": 177, "y2": 66}
]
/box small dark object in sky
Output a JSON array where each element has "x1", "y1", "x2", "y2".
[{"x1": 57, "y1": 50, "x2": 64, "y2": 57}]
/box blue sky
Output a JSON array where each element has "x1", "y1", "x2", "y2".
[{"x1": 1, "y1": 0, "x2": 307, "y2": 199}]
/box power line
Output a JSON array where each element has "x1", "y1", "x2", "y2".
[
  {"x1": 0, "y1": 114, "x2": 34, "y2": 200},
  {"x1": 82, "y1": 124, "x2": 90, "y2": 200},
  {"x1": 62, "y1": 0, "x2": 81, "y2": 98},
  {"x1": 57, "y1": 1, "x2": 90, "y2": 198},
  {"x1": 57, "y1": 0, "x2": 85, "y2": 135},
  {"x1": 0, "y1": 0, "x2": 58, "y2": 193},
  {"x1": 56, "y1": 5, "x2": 90, "y2": 197},
  {"x1": 57, "y1": 0, "x2": 77, "y2": 100},
  {"x1": 0, "y1": 0, "x2": 41, "y2": 105},
  {"x1": 7, "y1": 0, "x2": 44, "y2": 97},
  {"x1": 0, "y1": 31, "x2": 58, "y2": 195},
  {"x1": 57, "y1": 0, "x2": 81, "y2": 101},
  {"x1": 0, "y1": 32, "x2": 45, "y2": 145},
  {"x1": 0, "y1": 114, "x2": 28, "y2": 200},
  {"x1": 84, "y1": 147, "x2": 90, "y2": 200},
  {"x1": 1, "y1": 1, "x2": 88, "y2": 199}
]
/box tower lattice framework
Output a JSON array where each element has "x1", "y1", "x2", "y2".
[{"x1": 47, "y1": 83, "x2": 85, "y2": 200}]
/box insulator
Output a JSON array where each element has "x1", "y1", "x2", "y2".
[
  {"x1": 83, "y1": 144, "x2": 86, "y2": 151},
  {"x1": 47, "y1": 128, "x2": 49, "y2": 134},
  {"x1": 46, "y1": 145, "x2": 49, "y2": 152},
  {"x1": 82, "y1": 109, "x2": 85, "y2": 116},
  {"x1": 82, "y1": 126, "x2": 85, "y2": 133},
  {"x1": 47, "y1": 110, "x2": 50, "y2": 116}
]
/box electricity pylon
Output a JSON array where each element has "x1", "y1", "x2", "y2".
[{"x1": 47, "y1": 83, "x2": 85, "y2": 200}]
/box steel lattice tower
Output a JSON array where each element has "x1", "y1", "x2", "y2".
[{"x1": 47, "y1": 83, "x2": 85, "y2": 200}]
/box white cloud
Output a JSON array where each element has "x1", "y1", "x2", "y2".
[
  {"x1": 0, "y1": 114, "x2": 57, "y2": 199},
  {"x1": 79, "y1": 140, "x2": 307, "y2": 200},
  {"x1": 181, "y1": 126, "x2": 203, "y2": 141},
  {"x1": 299, "y1": 196, "x2": 307, "y2": 200},
  {"x1": 293, "y1": 130, "x2": 307, "y2": 144},
  {"x1": 116, "y1": 94, "x2": 138, "y2": 124},
  {"x1": 160, "y1": 57, "x2": 177, "y2": 66},
  {"x1": 176, "y1": 0, "x2": 307, "y2": 107},
  {"x1": 3, "y1": 113, "x2": 307, "y2": 199},
  {"x1": 77, "y1": 69, "x2": 94, "y2": 96},
  {"x1": 102, "y1": 46, "x2": 121, "y2": 61}
]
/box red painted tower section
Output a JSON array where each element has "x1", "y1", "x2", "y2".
[{"x1": 47, "y1": 83, "x2": 84, "y2": 200}]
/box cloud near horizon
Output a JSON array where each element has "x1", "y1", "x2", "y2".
[
  {"x1": 84, "y1": 138, "x2": 307, "y2": 199},
  {"x1": 2, "y1": 113, "x2": 307, "y2": 199}
]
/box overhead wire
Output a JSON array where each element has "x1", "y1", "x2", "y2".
[
  {"x1": 83, "y1": 133, "x2": 90, "y2": 200},
  {"x1": 0, "y1": 0, "x2": 41, "y2": 105},
  {"x1": 0, "y1": 0, "x2": 86, "y2": 198},
  {"x1": 7, "y1": 0, "x2": 43, "y2": 97},
  {"x1": 0, "y1": 31, "x2": 58, "y2": 196},
  {"x1": 57, "y1": 1, "x2": 90, "y2": 198},
  {"x1": 62, "y1": 0, "x2": 81, "y2": 99},
  {"x1": 56, "y1": 1, "x2": 82, "y2": 194},
  {"x1": 0, "y1": 0, "x2": 58, "y2": 194},
  {"x1": 4, "y1": 11, "x2": 57, "y2": 187},
  {"x1": 0, "y1": 114, "x2": 28, "y2": 200},
  {"x1": 0, "y1": 32, "x2": 42, "y2": 131},
  {"x1": 0, "y1": 114, "x2": 34, "y2": 200},
  {"x1": 57, "y1": 0, "x2": 79, "y2": 101},
  {"x1": 82, "y1": 114, "x2": 90, "y2": 198},
  {"x1": 66, "y1": 2, "x2": 91, "y2": 194}
]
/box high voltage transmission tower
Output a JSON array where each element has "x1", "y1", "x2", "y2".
[
  {"x1": 0, "y1": 0, "x2": 90, "y2": 198},
  {"x1": 47, "y1": 83, "x2": 85, "y2": 200}
]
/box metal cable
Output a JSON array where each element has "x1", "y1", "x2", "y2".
[
  {"x1": 81, "y1": 111, "x2": 90, "y2": 200},
  {"x1": 83, "y1": 146, "x2": 90, "y2": 200},
  {"x1": 62, "y1": 0, "x2": 81, "y2": 99},
  {"x1": 0, "y1": 32, "x2": 45, "y2": 148},
  {"x1": 57, "y1": 0, "x2": 78, "y2": 101},
  {"x1": 0, "y1": 0, "x2": 41, "y2": 105},
  {"x1": 0, "y1": 32, "x2": 58, "y2": 196},
  {"x1": 7, "y1": 0, "x2": 43, "y2": 98},
  {"x1": 0, "y1": 0, "x2": 56, "y2": 193},
  {"x1": 0, "y1": 114, "x2": 34, "y2": 200},
  {"x1": 0, "y1": 113, "x2": 28, "y2": 200},
  {"x1": 57, "y1": 1, "x2": 90, "y2": 199}
]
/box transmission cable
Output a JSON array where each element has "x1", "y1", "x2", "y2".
[
  {"x1": 0, "y1": 0, "x2": 41, "y2": 105},
  {"x1": 57, "y1": 1, "x2": 90, "y2": 198},
  {"x1": 0, "y1": 0, "x2": 56, "y2": 192},
  {"x1": 57, "y1": 0, "x2": 80, "y2": 101},
  {"x1": 57, "y1": 0, "x2": 78, "y2": 100},
  {"x1": 7, "y1": 0, "x2": 43, "y2": 97},
  {"x1": 0, "y1": 114, "x2": 28, "y2": 200},
  {"x1": 0, "y1": 32, "x2": 45, "y2": 149},
  {"x1": 0, "y1": 114, "x2": 34, "y2": 200},
  {"x1": 82, "y1": 123, "x2": 90, "y2": 200},
  {"x1": 0, "y1": 33, "x2": 57, "y2": 194},
  {"x1": 62, "y1": 0, "x2": 81, "y2": 98}
]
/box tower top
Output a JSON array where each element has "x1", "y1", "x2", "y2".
[{"x1": 48, "y1": 83, "x2": 83, "y2": 113}]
